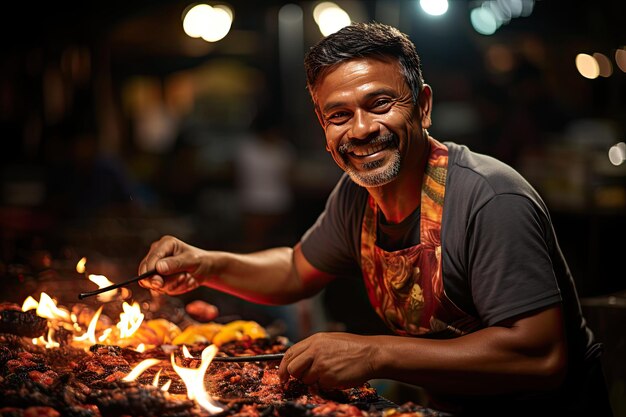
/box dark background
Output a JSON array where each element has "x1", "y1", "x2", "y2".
[{"x1": 0, "y1": 0, "x2": 625, "y2": 411}]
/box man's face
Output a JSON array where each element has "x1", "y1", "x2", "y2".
[{"x1": 313, "y1": 58, "x2": 428, "y2": 188}]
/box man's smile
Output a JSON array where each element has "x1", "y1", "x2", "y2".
[
  {"x1": 350, "y1": 140, "x2": 392, "y2": 157},
  {"x1": 339, "y1": 134, "x2": 397, "y2": 162}
]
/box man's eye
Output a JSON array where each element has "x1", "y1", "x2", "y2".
[
  {"x1": 373, "y1": 98, "x2": 391, "y2": 108},
  {"x1": 327, "y1": 112, "x2": 349, "y2": 124}
]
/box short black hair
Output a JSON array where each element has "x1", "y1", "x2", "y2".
[{"x1": 304, "y1": 22, "x2": 424, "y2": 104}]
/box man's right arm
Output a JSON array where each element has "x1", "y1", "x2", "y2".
[{"x1": 138, "y1": 235, "x2": 335, "y2": 305}]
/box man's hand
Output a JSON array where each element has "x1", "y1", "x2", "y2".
[
  {"x1": 138, "y1": 235, "x2": 211, "y2": 295},
  {"x1": 278, "y1": 332, "x2": 378, "y2": 389}
]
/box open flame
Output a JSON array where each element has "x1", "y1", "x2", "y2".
[
  {"x1": 22, "y1": 293, "x2": 71, "y2": 321},
  {"x1": 15, "y1": 258, "x2": 264, "y2": 415},
  {"x1": 171, "y1": 344, "x2": 224, "y2": 414},
  {"x1": 119, "y1": 344, "x2": 223, "y2": 413},
  {"x1": 73, "y1": 305, "x2": 105, "y2": 345},
  {"x1": 76, "y1": 257, "x2": 87, "y2": 273},
  {"x1": 117, "y1": 301, "x2": 144, "y2": 339}
]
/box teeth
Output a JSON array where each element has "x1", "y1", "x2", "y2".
[{"x1": 352, "y1": 142, "x2": 387, "y2": 156}]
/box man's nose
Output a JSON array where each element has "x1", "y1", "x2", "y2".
[{"x1": 349, "y1": 109, "x2": 378, "y2": 140}]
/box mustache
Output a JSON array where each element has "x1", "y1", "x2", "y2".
[{"x1": 338, "y1": 133, "x2": 397, "y2": 155}]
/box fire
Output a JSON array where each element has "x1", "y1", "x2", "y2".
[
  {"x1": 14, "y1": 263, "x2": 263, "y2": 415},
  {"x1": 122, "y1": 358, "x2": 162, "y2": 381},
  {"x1": 171, "y1": 344, "x2": 224, "y2": 413},
  {"x1": 76, "y1": 257, "x2": 87, "y2": 273},
  {"x1": 151, "y1": 369, "x2": 172, "y2": 391},
  {"x1": 117, "y1": 301, "x2": 144, "y2": 339},
  {"x1": 33, "y1": 328, "x2": 60, "y2": 349},
  {"x1": 87, "y1": 273, "x2": 130, "y2": 302},
  {"x1": 22, "y1": 292, "x2": 71, "y2": 321},
  {"x1": 73, "y1": 305, "x2": 105, "y2": 345}
]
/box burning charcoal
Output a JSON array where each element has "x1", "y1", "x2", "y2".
[
  {"x1": 205, "y1": 362, "x2": 263, "y2": 400},
  {"x1": 74, "y1": 349, "x2": 132, "y2": 388},
  {"x1": 0, "y1": 310, "x2": 48, "y2": 338},
  {"x1": 87, "y1": 381, "x2": 170, "y2": 417}
]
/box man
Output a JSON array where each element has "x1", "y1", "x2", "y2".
[{"x1": 138, "y1": 22, "x2": 612, "y2": 416}]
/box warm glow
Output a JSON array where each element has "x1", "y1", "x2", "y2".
[
  {"x1": 136, "y1": 343, "x2": 146, "y2": 352},
  {"x1": 117, "y1": 301, "x2": 144, "y2": 339},
  {"x1": 182, "y1": 4, "x2": 213, "y2": 38},
  {"x1": 151, "y1": 368, "x2": 172, "y2": 391},
  {"x1": 182, "y1": 3, "x2": 233, "y2": 43},
  {"x1": 88, "y1": 274, "x2": 119, "y2": 302},
  {"x1": 313, "y1": 2, "x2": 350, "y2": 36},
  {"x1": 171, "y1": 344, "x2": 223, "y2": 413},
  {"x1": 161, "y1": 379, "x2": 172, "y2": 391},
  {"x1": 21, "y1": 295, "x2": 39, "y2": 311},
  {"x1": 28, "y1": 293, "x2": 71, "y2": 321},
  {"x1": 576, "y1": 53, "x2": 599, "y2": 79},
  {"x1": 74, "y1": 305, "x2": 105, "y2": 345},
  {"x1": 201, "y1": 5, "x2": 233, "y2": 42},
  {"x1": 122, "y1": 358, "x2": 162, "y2": 382},
  {"x1": 76, "y1": 257, "x2": 87, "y2": 273},
  {"x1": 182, "y1": 344, "x2": 194, "y2": 358},
  {"x1": 33, "y1": 328, "x2": 60, "y2": 349}
]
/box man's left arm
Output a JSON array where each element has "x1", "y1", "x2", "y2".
[{"x1": 279, "y1": 304, "x2": 567, "y2": 395}]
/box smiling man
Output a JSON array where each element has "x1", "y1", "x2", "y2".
[{"x1": 138, "y1": 22, "x2": 612, "y2": 416}]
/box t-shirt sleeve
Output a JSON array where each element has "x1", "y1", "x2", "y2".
[
  {"x1": 300, "y1": 175, "x2": 362, "y2": 276},
  {"x1": 468, "y1": 194, "x2": 562, "y2": 326}
]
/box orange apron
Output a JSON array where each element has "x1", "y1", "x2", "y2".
[{"x1": 360, "y1": 138, "x2": 482, "y2": 336}]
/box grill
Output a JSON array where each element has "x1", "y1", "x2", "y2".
[{"x1": 0, "y1": 247, "x2": 452, "y2": 417}]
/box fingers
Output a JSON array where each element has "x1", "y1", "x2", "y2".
[
  {"x1": 279, "y1": 344, "x2": 316, "y2": 384},
  {"x1": 160, "y1": 272, "x2": 200, "y2": 295},
  {"x1": 138, "y1": 236, "x2": 196, "y2": 293},
  {"x1": 139, "y1": 235, "x2": 179, "y2": 276}
]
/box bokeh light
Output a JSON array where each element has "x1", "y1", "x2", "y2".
[
  {"x1": 615, "y1": 48, "x2": 626, "y2": 73},
  {"x1": 182, "y1": 3, "x2": 233, "y2": 43},
  {"x1": 419, "y1": 0, "x2": 449, "y2": 17},
  {"x1": 592, "y1": 52, "x2": 613, "y2": 77},
  {"x1": 575, "y1": 53, "x2": 599, "y2": 79},
  {"x1": 608, "y1": 142, "x2": 626, "y2": 166},
  {"x1": 313, "y1": 2, "x2": 350, "y2": 36}
]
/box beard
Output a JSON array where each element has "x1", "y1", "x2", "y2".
[{"x1": 339, "y1": 134, "x2": 402, "y2": 187}]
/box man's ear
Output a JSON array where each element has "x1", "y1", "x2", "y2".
[{"x1": 419, "y1": 84, "x2": 433, "y2": 129}]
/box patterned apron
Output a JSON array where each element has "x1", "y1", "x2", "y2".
[{"x1": 360, "y1": 138, "x2": 481, "y2": 337}]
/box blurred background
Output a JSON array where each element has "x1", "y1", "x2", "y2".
[{"x1": 0, "y1": 0, "x2": 625, "y2": 412}]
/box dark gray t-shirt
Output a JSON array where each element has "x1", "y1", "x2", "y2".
[{"x1": 301, "y1": 140, "x2": 592, "y2": 358}]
